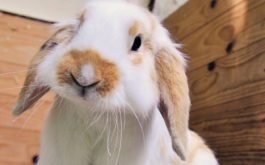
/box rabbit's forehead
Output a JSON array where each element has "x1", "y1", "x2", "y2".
[{"x1": 67, "y1": 1, "x2": 151, "y2": 61}]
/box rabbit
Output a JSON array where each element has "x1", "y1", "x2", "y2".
[{"x1": 12, "y1": 0, "x2": 219, "y2": 165}]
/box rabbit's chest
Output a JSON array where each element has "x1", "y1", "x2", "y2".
[
  {"x1": 38, "y1": 106, "x2": 178, "y2": 165},
  {"x1": 90, "y1": 110, "x2": 180, "y2": 165}
]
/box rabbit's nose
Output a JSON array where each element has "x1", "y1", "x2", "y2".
[
  {"x1": 70, "y1": 73, "x2": 100, "y2": 89},
  {"x1": 70, "y1": 64, "x2": 101, "y2": 96}
]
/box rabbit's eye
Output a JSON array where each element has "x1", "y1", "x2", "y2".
[{"x1": 131, "y1": 35, "x2": 141, "y2": 51}]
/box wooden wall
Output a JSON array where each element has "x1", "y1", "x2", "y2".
[
  {"x1": 0, "y1": 0, "x2": 264, "y2": 164},
  {"x1": 164, "y1": 0, "x2": 265, "y2": 164}
]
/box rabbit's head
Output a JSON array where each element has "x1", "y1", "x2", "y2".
[{"x1": 13, "y1": 0, "x2": 190, "y2": 161}]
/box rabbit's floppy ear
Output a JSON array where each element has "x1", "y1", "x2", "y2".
[
  {"x1": 155, "y1": 32, "x2": 190, "y2": 160},
  {"x1": 12, "y1": 20, "x2": 79, "y2": 116}
]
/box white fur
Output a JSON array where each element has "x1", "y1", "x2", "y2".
[
  {"x1": 33, "y1": 1, "x2": 218, "y2": 165},
  {"x1": 191, "y1": 149, "x2": 219, "y2": 165},
  {"x1": 38, "y1": 98, "x2": 179, "y2": 165}
]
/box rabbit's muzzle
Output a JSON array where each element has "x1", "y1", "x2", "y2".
[{"x1": 57, "y1": 49, "x2": 119, "y2": 97}]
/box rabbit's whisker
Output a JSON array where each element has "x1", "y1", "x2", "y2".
[
  {"x1": 87, "y1": 109, "x2": 104, "y2": 129},
  {"x1": 93, "y1": 111, "x2": 108, "y2": 147},
  {"x1": 113, "y1": 111, "x2": 119, "y2": 154},
  {"x1": 0, "y1": 68, "x2": 37, "y2": 77},
  {"x1": 115, "y1": 108, "x2": 123, "y2": 165},
  {"x1": 0, "y1": 85, "x2": 41, "y2": 91},
  {"x1": 107, "y1": 111, "x2": 112, "y2": 157},
  {"x1": 127, "y1": 104, "x2": 146, "y2": 147}
]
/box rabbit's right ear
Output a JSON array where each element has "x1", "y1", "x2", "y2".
[
  {"x1": 12, "y1": 20, "x2": 79, "y2": 116},
  {"x1": 154, "y1": 27, "x2": 190, "y2": 160}
]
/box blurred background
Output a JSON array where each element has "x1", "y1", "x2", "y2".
[{"x1": 0, "y1": 0, "x2": 264, "y2": 164}]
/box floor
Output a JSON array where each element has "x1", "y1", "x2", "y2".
[{"x1": 0, "y1": 12, "x2": 52, "y2": 165}]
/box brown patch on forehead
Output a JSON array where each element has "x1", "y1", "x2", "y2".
[
  {"x1": 129, "y1": 21, "x2": 141, "y2": 36},
  {"x1": 57, "y1": 50, "x2": 119, "y2": 97},
  {"x1": 129, "y1": 20, "x2": 148, "y2": 36}
]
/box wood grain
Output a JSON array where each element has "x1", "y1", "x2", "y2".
[
  {"x1": 165, "y1": 0, "x2": 265, "y2": 72},
  {"x1": 190, "y1": 92, "x2": 265, "y2": 164},
  {"x1": 0, "y1": 127, "x2": 40, "y2": 165},
  {"x1": 188, "y1": 40, "x2": 265, "y2": 110},
  {"x1": 164, "y1": 0, "x2": 245, "y2": 40},
  {"x1": 0, "y1": 12, "x2": 50, "y2": 66},
  {"x1": 164, "y1": 0, "x2": 265, "y2": 164}
]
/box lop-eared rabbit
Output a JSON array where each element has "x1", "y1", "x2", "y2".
[{"x1": 13, "y1": 0, "x2": 218, "y2": 164}]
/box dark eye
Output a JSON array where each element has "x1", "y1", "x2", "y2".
[{"x1": 131, "y1": 35, "x2": 142, "y2": 51}]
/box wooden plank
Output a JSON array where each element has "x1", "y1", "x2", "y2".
[
  {"x1": 163, "y1": 0, "x2": 265, "y2": 164},
  {"x1": 0, "y1": 127, "x2": 40, "y2": 165},
  {"x1": 189, "y1": 92, "x2": 265, "y2": 164},
  {"x1": 169, "y1": 0, "x2": 265, "y2": 72},
  {"x1": 164, "y1": 0, "x2": 245, "y2": 40},
  {"x1": 188, "y1": 39, "x2": 265, "y2": 110}
]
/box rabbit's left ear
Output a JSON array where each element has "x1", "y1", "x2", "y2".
[
  {"x1": 12, "y1": 20, "x2": 79, "y2": 116},
  {"x1": 12, "y1": 45, "x2": 51, "y2": 116},
  {"x1": 155, "y1": 34, "x2": 190, "y2": 160}
]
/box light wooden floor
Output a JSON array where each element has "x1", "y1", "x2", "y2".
[
  {"x1": 0, "y1": 0, "x2": 264, "y2": 164},
  {"x1": 0, "y1": 12, "x2": 52, "y2": 165}
]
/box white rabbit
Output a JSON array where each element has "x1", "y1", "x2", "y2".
[{"x1": 13, "y1": 0, "x2": 218, "y2": 165}]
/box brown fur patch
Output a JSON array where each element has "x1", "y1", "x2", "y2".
[
  {"x1": 128, "y1": 54, "x2": 143, "y2": 65},
  {"x1": 80, "y1": 9, "x2": 87, "y2": 22},
  {"x1": 144, "y1": 40, "x2": 154, "y2": 52},
  {"x1": 129, "y1": 20, "x2": 149, "y2": 37},
  {"x1": 79, "y1": 8, "x2": 89, "y2": 29},
  {"x1": 129, "y1": 21, "x2": 141, "y2": 36},
  {"x1": 57, "y1": 50, "x2": 119, "y2": 97}
]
